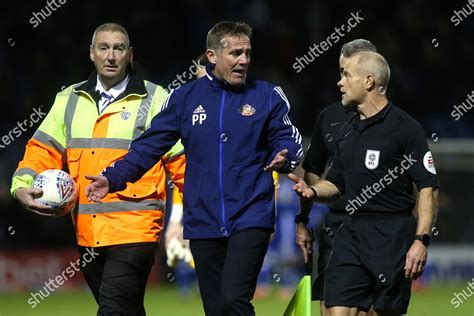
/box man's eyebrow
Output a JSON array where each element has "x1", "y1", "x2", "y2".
[
  {"x1": 229, "y1": 47, "x2": 252, "y2": 53},
  {"x1": 96, "y1": 42, "x2": 127, "y2": 47}
]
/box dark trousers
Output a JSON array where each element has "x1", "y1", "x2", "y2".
[
  {"x1": 78, "y1": 242, "x2": 158, "y2": 316},
  {"x1": 190, "y1": 228, "x2": 272, "y2": 316}
]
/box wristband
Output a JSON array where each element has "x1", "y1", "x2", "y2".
[
  {"x1": 309, "y1": 186, "x2": 318, "y2": 198},
  {"x1": 295, "y1": 213, "x2": 309, "y2": 224}
]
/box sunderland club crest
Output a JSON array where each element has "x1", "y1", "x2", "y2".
[{"x1": 238, "y1": 104, "x2": 256, "y2": 116}]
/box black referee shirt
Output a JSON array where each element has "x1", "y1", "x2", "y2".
[
  {"x1": 326, "y1": 102, "x2": 438, "y2": 215},
  {"x1": 302, "y1": 101, "x2": 356, "y2": 212}
]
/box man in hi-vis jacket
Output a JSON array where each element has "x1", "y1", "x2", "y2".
[
  {"x1": 86, "y1": 21, "x2": 303, "y2": 316},
  {"x1": 11, "y1": 23, "x2": 185, "y2": 315}
]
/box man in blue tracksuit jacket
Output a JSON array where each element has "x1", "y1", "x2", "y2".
[{"x1": 86, "y1": 21, "x2": 303, "y2": 316}]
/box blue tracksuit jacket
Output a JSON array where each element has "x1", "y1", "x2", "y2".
[{"x1": 103, "y1": 66, "x2": 303, "y2": 239}]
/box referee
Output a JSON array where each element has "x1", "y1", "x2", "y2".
[
  {"x1": 290, "y1": 51, "x2": 438, "y2": 315},
  {"x1": 294, "y1": 39, "x2": 376, "y2": 316}
]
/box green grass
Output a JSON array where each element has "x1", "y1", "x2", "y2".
[{"x1": 0, "y1": 284, "x2": 472, "y2": 315}]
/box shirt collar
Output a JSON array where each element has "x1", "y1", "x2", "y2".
[
  {"x1": 352, "y1": 102, "x2": 392, "y2": 130},
  {"x1": 95, "y1": 74, "x2": 130, "y2": 99}
]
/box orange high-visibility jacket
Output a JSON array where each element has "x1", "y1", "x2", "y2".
[{"x1": 11, "y1": 71, "x2": 185, "y2": 247}]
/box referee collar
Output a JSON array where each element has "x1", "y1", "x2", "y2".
[{"x1": 353, "y1": 102, "x2": 392, "y2": 130}]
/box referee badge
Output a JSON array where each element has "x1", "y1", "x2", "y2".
[
  {"x1": 365, "y1": 149, "x2": 380, "y2": 170},
  {"x1": 423, "y1": 151, "x2": 437, "y2": 174}
]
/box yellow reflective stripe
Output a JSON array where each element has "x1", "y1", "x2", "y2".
[
  {"x1": 133, "y1": 81, "x2": 158, "y2": 139},
  {"x1": 13, "y1": 167, "x2": 38, "y2": 178},
  {"x1": 11, "y1": 168, "x2": 38, "y2": 196},
  {"x1": 78, "y1": 200, "x2": 165, "y2": 214},
  {"x1": 68, "y1": 138, "x2": 130, "y2": 149},
  {"x1": 33, "y1": 130, "x2": 66, "y2": 153},
  {"x1": 162, "y1": 139, "x2": 185, "y2": 160},
  {"x1": 64, "y1": 85, "x2": 83, "y2": 142},
  {"x1": 167, "y1": 149, "x2": 184, "y2": 160}
]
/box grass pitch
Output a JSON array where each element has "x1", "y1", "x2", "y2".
[{"x1": 0, "y1": 284, "x2": 472, "y2": 315}]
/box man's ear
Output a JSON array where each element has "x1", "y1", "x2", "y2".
[
  {"x1": 128, "y1": 46, "x2": 134, "y2": 65},
  {"x1": 206, "y1": 49, "x2": 217, "y2": 65},
  {"x1": 366, "y1": 74, "x2": 376, "y2": 91},
  {"x1": 90, "y1": 45, "x2": 95, "y2": 62}
]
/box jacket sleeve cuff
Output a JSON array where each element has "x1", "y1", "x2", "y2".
[
  {"x1": 102, "y1": 170, "x2": 127, "y2": 193},
  {"x1": 277, "y1": 158, "x2": 293, "y2": 174}
]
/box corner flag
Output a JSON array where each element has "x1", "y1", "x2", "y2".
[{"x1": 284, "y1": 228, "x2": 314, "y2": 316}]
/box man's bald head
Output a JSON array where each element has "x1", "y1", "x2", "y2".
[{"x1": 349, "y1": 51, "x2": 391, "y2": 94}]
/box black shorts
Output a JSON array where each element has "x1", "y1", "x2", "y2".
[
  {"x1": 324, "y1": 213, "x2": 417, "y2": 313},
  {"x1": 312, "y1": 211, "x2": 348, "y2": 301}
]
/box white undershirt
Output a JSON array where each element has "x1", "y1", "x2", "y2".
[{"x1": 95, "y1": 74, "x2": 130, "y2": 113}]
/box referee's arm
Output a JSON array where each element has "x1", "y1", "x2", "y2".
[
  {"x1": 289, "y1": 138, "x2": 344, "y2": 202},
  {"x1": 297, "y1": 171, "x2": 323, "y2": 215},
  {"x1": 288, "y1": 153, "x2": 341, "y2": 263},
  {"x1": 293, "y1": 110, "x2": 328, "y2": 263},
  {"x1": 293, "y1": 171, "x2": 321, "y2": 263},
  {"x1": 415, "y1": 187, "x2": 437, "y2": 237},
  {"x1": 402, "y1": 121, "x2": 439, "y2": 280},
  {"x1": 309, "y1": 149, "x2": 346, "y2": 202},
  {"x1": 288, "y1": 172, "x2": 342, "y2": 202},
  {"x1": 404, "y1": 187, "x2": 438, "y2": 279},
  {"x1": 289, "y1": 172, "x2": 341, "y2": 263},
  {"x1": 298, "y1": 110, "x2": 328, "y2": 217}
]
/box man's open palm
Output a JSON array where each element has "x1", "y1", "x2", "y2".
[{"x1": 85, "y1": 175, "x2": 110, "y2": 202}]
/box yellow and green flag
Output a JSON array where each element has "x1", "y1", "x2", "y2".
[
  {"x1": 283, "y1": 274, "x2": 312, "y2": 316},
  {"x1": 284, "y1": 227, "x2": 314, "y2": 316}
]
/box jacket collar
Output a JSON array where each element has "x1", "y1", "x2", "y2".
[
  {"x1": 205, "y1": 63, "x2": 246, "y2": 93},
  {"x1": 75, "y1": 65, "x2": 147, "y2": 103}
]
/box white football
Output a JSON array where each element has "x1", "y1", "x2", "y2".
[{"x1": 32, "y1": 169, "x2": 78, "y2": 216}]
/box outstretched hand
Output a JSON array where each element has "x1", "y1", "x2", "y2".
[
  {"x1": 85, "y1": 175, "x2": 110, "y2": 202},
  {"x1": 264, "y1": 149, "x2": 288, "y2": 172},
  {"x1": 288, "y1": 173, "x2": 315, "y2": 200}
]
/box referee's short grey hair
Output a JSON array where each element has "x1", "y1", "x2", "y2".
[
  {"x1": 351, "y1": 52, "x2": 390, "y2": 94},
  {"x1": 91, "y1": 23, "x2": 131, "y2": 48},
  {"x1": 341, "y1": 39, "x2": 377, "y2": 57}
]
